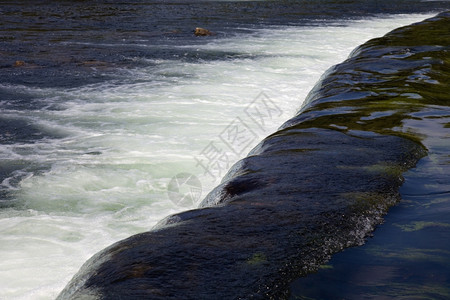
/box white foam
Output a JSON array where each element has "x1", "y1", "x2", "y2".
[{"x1": 0, "y1": 14, "x2": 433, "y2": 299}]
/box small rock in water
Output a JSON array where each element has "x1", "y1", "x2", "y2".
[
  {"x1": 14, "y1": 60, "x2": 25, "y2": 67},
  {"x1": 194, "y1": 27, "x2": 213, "y2": 36}
]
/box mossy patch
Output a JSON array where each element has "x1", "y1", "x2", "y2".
[
  {"x1": 318, "y1": 264, "x2": 333, "y2": 270},
  {"x1": 362, "y1": 163, "x2": 404, "y2": 177},
  {"x1": 337, "y1": 162, "x2": 407, "y2": 178},
  {"x1": 246, "y1": 252, "x2": 267, "y2": 266}
]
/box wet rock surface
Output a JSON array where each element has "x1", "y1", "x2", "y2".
[
  {"x1": 58, "y1": 12, "x2": 449, "y2": 299},
  {"x1": 290, "y1": 11, "x2": 450, "y2": 299}
]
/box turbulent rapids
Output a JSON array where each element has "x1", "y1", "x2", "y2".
[{"x1": 58, "y1": 12, "x2": 450, "y2": 299}]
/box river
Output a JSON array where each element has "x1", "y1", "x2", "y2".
[{"x1": 0, "y1": 1, "x2": 448, "y2": 298}]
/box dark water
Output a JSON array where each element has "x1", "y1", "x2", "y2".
[
  {"x1": 1, "y1": 0, "x2": 448, "y2": 88},
  {"x1": 290, "y1": 155, "x2": 450, "y2": 299},
  {"x1": 290, "y1": 158, "x2": 450, "y2": 299}
]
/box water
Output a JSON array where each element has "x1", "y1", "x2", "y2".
[
  {"x1": 0, "y1": 1, "x2": 447, "y2": 298},
  {"x1": 289, "y1": 107, "x2": 450, "y2": 299},
  {"x1": 288, "y1": 12, "x2": 450, "y2": 298}
]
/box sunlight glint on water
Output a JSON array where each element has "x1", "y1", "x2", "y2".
[{"x1": 0, "y1": 14, "x2": 431, "y2": 299}]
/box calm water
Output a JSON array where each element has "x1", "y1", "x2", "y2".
[{"x1": 0, "y1": 1, "x2": 448, "y2": 298}]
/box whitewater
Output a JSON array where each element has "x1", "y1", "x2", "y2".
[{"x1": 0, "y1": 13, "x2": 434, "y2": 299}]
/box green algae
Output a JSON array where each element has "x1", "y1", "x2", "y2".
[
  {"x1": 318, "y1": 264, "x2": 333, "y2": 270},
  {"x1": 366, "y1": 246, "x2": 450, "y2": 264},
  {"x1": 394, "y1": 221, "x2": 450, "y2": 232},
  {"x1": 362, "y1": 162, "x2": 405, "y2": 177},
  {"x1": 422, "y1": 196, "x2": 450, "y2": 208},
  {"x1": 246, "y1": 252, "x2": 268, "y2": 266},
  {"x1": 341, "y1": 191, "x2": 389, "y2": 210},
  {"x1": 337, "y1": 161, "x2": 411, "y2": 182}
]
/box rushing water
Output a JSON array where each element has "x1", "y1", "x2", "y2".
[{"x1": 0, "y1": 1, "x2": 448, "y2": 298}]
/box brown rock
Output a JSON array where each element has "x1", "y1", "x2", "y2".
[
  {"x1": 194, "y1": 27, "x2": 212, "y2": 36},
  {"x1": 14, "y1": 60, "x2": 26, "y2": 67}
]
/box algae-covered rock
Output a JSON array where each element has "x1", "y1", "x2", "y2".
[{"x1": 58, "y1": 12, "x2": 449, "y2": 300}]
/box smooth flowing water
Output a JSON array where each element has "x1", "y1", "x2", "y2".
[{"x1": 0, "y1": 1, "x2": 447, "y2": 298}]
